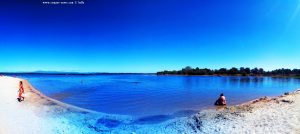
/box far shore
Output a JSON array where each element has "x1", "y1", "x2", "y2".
[
  {"x1": 0, "y1": 75, "x2": 299, "y2": 134},
  {"x1": 157, "y1": 73, "x2": 300, "y2": 78}
]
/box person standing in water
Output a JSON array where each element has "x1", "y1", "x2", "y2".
[
  {"x1": 17, "y1": 81, "x2": 25, "y2": 102},
  {"x1": 214, "y1": 93, "x2": 226, "y2": 106}
]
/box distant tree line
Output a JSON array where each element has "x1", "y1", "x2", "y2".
[{"x1": 157, "y1": 66, "x2": 300, "y2": 77}]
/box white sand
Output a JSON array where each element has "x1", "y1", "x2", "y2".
[
  {"x1": 0, "y1": 76, "x2": 299, "y2": 134},
  {"x1": 0, "y1": 76, "x2": 52, "y2": 133}
]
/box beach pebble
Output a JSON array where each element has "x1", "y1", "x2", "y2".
[
  {"x1": 281, "y1": 99, "x2": 294, "y2": 104},
  {"x1": 284, "y1": 92, "x2": 290, "y2": 95}
]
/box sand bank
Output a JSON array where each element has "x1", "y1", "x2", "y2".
[{"x1": 0, "y1": 76, "x2": 299, "y2": 134}]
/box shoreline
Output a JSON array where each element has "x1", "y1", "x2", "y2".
[
  {"x1": 22, "y1": 79, "x2": 99, "y2": 114},
  {"x1": 1, "y1": 76, "x2": 300, "y2": 133},
  {"x1": 157, "y1": 74, "x2": 300, "y2": 79}
]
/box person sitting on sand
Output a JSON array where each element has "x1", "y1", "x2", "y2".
[
  {"x1": 214, "y1": 93, "x2": 226, "y2": 106},
  {"x1": 17, "y1": 81, "x2": 25, "y2": 102}
]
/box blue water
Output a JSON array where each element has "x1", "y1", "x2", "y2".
[{"x1": 13, "y1": 74, "x2": 300, "y2": 117}]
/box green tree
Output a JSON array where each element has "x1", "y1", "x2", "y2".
[
  {"x1": 245, "y1": 68, "x2": 251, "y2": 74},
  {"x1": 219, "y1": 68, "x2": 227, "y2": 75},
  {"x1": 229, "y1": 67, "x2": 238, "y2": 75},
  {"x1": 251, "y1": 68, "x2": 259, "y2": 75},
  {"x1": 258, "y1": 68, "x2": 264, "y2": 75},
  {"x1": 240, "y1": 67, "x2": 247, "y2": 76}
]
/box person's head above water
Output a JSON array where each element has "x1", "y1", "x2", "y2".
[
  {"x1": 220, "y1": 93, "x2": 224, "y2": 96},
  {"x1": 20, "y1": 81, "x2": 23, "y2": 85}
]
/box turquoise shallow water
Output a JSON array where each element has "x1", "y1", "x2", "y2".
[{"x1": 12, "y1": 74, "x2": 300, "y2": 118}]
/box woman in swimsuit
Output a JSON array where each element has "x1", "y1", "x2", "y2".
[{"x1": 18, "y1": 81, "x2": 25, "y2": 102}]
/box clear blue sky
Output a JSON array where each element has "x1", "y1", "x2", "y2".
[{"x1": 1, "y1": 0, "x2": 300, "y2": 73}]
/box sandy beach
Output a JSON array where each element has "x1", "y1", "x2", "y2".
[{"x1": 0, "y1": 76, "x2": 299, "y2": 134}]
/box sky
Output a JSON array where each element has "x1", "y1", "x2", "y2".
[{"x1": 1, "y1": 0, "x2": 300, "y2": 73}]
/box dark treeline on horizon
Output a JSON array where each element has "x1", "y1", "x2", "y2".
[{"x1": 157, "y1": 66, "x2": 300, "y2": 77}]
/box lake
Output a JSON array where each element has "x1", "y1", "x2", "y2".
[{"x1": 13, "y1": 74, "x2": 300, "y2": 118}]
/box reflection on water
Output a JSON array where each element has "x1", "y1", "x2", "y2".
[{"x1": 12, "y1": 74, "x2": 300, "y2": 118}]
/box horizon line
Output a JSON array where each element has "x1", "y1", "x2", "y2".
[{"x1": 1, "y1": 67, "x2": 300, "y2": 74}]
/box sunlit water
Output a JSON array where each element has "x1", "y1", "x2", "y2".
[{"x1": 13, "y1": 74, "x2": 300, "y2": 119}]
